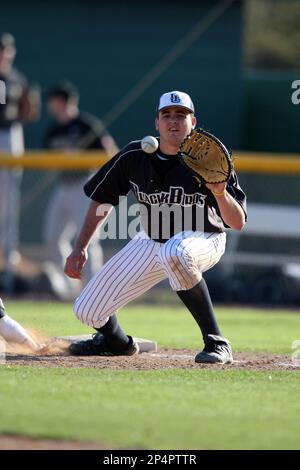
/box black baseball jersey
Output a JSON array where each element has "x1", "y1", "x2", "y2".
[
  {"x1": 84, "y1": 140, "x2": 247, "y2": 242},
  {"x1": 44, "y1": 112, "x2": 106, "y2": 183},
  {"x1": 0, "y1": 68, "x2": 28, "y2": 128}
]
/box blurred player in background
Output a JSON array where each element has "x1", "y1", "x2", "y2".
[
  {"x1": 0, "y1": 32, "x2": 40, "y2": 291},
  {"x1": 0, "y1": 297, "x2": 38, "y2": 350},
  {"x1": 43, "y1": 81, "x2": 118, "y2": 298}
]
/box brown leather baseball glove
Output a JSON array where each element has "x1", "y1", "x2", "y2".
[{"x1": 178, "y1": 129, "x2": 233, "y2": 184}]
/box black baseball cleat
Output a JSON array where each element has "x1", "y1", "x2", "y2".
[
  {"x1": 195, "y1": 334, "x2": 233, "y2": 364},
  {"x1": 68, "y1": 333, "x2": 139, "y2": 356}
]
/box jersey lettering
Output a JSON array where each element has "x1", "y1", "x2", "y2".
[{"x1": 130, "y1": 182, "x2": 206, "y2": 207}]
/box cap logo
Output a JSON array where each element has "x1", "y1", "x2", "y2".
[{"x1": 170, "y1": 93, "x2": 181, "y2": 104}]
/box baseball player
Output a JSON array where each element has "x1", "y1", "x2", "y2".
[
  {"x1": 0, "y1": 297, "x2": 38, "y2": 350},
  {"x1": 0, "y1": 33, "x2": 40, "y2": 287},
  {"x1": 64, "y1": 91, "x2": 246, "y2": 364},
  {"x1": 43, "y1": 82, "x2": 118, "y2": 297}
]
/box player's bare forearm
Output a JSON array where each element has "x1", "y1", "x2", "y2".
[
  {"x1": 64, "y1": 201, "x2": 111, "y2": 279},
  {"x1": 205, "y1": 182, "x2": 245, "y2": 231},
  {"x1": 74, "y1": 200, "x2": 111, "y2": 250},
  {"x1": 214, "y1": 192, "x2": 245, "y2": 230}
]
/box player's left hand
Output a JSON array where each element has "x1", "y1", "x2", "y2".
[{"x1": 64, "y1": 248, "x2": 88, "y2": 279}]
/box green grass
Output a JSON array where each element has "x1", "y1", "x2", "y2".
[
  {"x1": 5, "y1": 301, "x2": 300, "y2": 353},
  {"x1": 1, "y1": 301, "x2": 300, "y2": 449},
  {"x1": 0, "y1": 367, "x2": 299, "y2": 449}
]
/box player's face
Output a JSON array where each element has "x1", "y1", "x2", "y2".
[
  {"x1": 0, "y1": 46, "x2": 15, "y2": 64},
  {"x1": 47, "y1": 97, "x2": 67, "y2": 120},
  {"x1": 155, "y1": 107, "x2": 196, "y2": 152}
]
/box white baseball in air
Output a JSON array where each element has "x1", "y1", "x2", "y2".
[{"x1": 141, "y1": 135, "x2": 159, "y2": 154}]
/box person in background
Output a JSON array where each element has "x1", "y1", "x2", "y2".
[
  {"x1": 43, "y1": 81, "x2": 118, "y2": 299},
  {"x1": 0, "y1": 32, "x2": 40, "y2": 292}
]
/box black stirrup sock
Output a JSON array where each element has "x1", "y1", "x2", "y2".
[
  {"x1": 177, "y1": 278, "x2": 221, "y2": 337},
  {"x1": 95, "y1": 314, "x2": 130, "y2": 351}
]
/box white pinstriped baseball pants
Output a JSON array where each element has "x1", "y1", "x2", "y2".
[{"x1": 73, "y1": 230, "x2": 226, "y2": 328}]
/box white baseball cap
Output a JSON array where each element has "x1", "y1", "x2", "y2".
[{"x1": 157, "y1": 91, "x2": 195, "y2": 113}]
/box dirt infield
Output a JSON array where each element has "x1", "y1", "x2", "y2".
[
  {"x1": 4, "y1": 348, "x2": 299, "y2": 371},
  {"x1": 0, "y1": 435, "x2": 111, "y2": 450}
]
